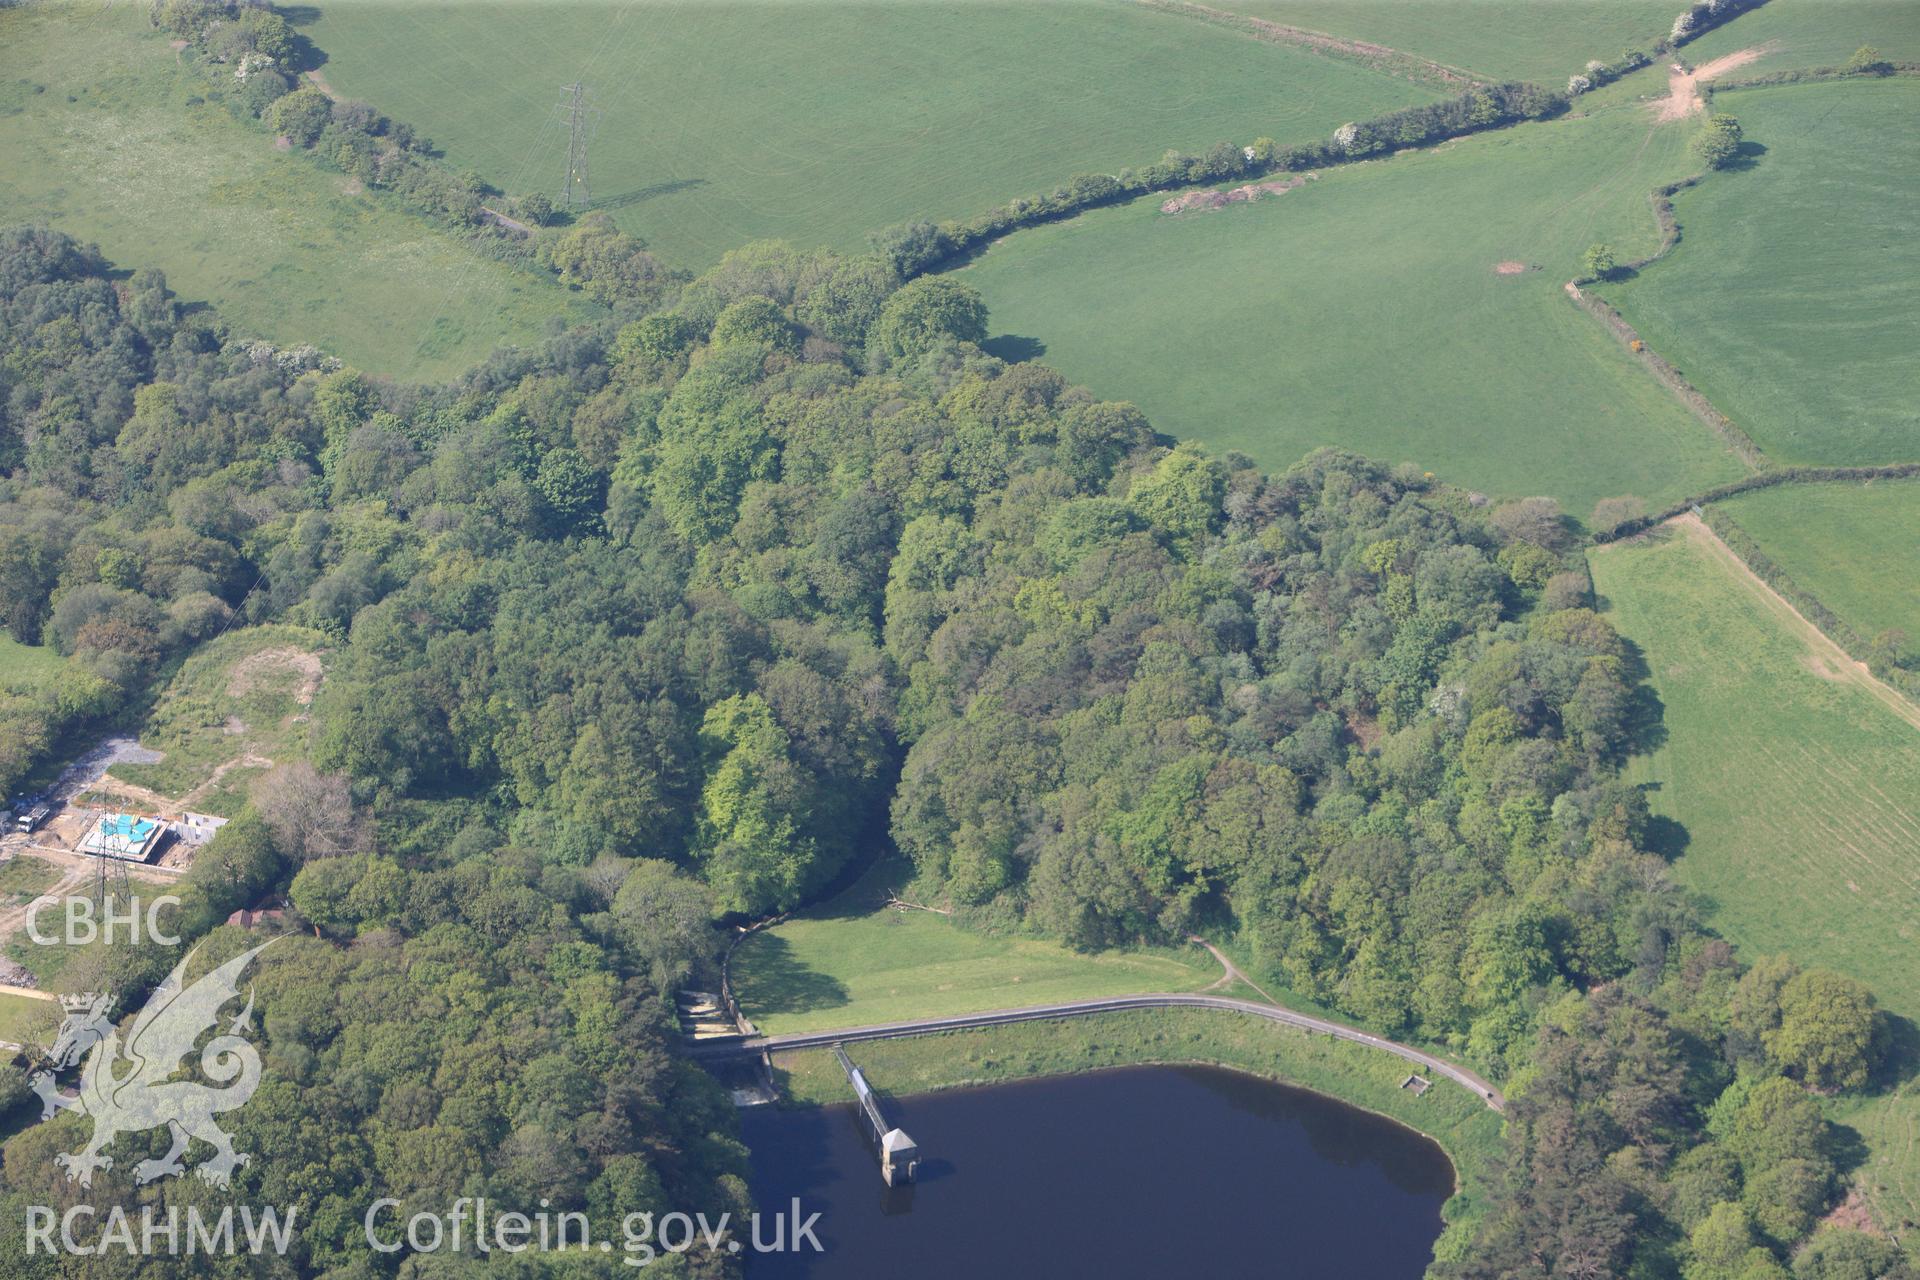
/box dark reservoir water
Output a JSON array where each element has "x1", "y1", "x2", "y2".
[{"x1": 739, "y1": 1064, "x2": 1456, "y2": 1279}]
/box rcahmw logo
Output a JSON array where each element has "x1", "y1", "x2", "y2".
[{"x1": 24, "y1": 941, "x2": 298, "y2": 1258}]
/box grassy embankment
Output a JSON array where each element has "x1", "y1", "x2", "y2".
[
  {"x1": 962, "y1": 76, "x2": 1751, "y2": 516},
  {"x1": 0, "y1": 4, "x2": 587, "y2": 380},
  {"x1": 1602, "y1": 78, "x2": 1920, "y2": 466},
  {"x1": 1591, "y1": 519, "x2": 1920, "y2": 1237},
  {"x1": 732, "y1": 859, "x2": 1219, "y2": 1034},
  {"x1": 772, "y1": 1007, "x2": 1505, "y2": 1260},
  {"x1": 302, "y1": 0, "x2": 1439, "y2": 268}
]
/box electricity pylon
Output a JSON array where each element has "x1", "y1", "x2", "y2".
[{"x1": 558, "y1": 82, "x2": 600, "y2": 211}]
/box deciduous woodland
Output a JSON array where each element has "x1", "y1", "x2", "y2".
[
  {"x1": 0, "y1": 0, "x2": 1915, "y2": 1276},
  {"x1": 0, "y1": 216, "x2": 1899, "y2": 1277}
]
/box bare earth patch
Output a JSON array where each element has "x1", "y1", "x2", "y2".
[
  {"x1": 1493, "y1": 261, "x2": 1532, "y2": 275},
  {"x1": 1163, "y1": 174, "x2": 1312, "y2": 215},
  {"x1": 272, "y1": 134, "x2": 292, "y2": 151},
  {"x1": 226, "y1": 646, "x2": 324, "y2": 705},
  {"x1": 302, "y1": 69, "x2": 341, "y2": 102},
  {"x1": 1654, "y1": 47, "x2": 1772, "y2": 121},
  {"x1": 1821, "y1": 1187, "x2": 1892, "y2": 1237},
  {"x1": 1801, "y1": 652, "x2": 1846, "y2": 682}
]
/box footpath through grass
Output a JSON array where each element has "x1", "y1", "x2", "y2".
[
  {"x1": 1602, "y1": 79, "x2": 1920, "y2": 466},
  {"x1": 1591, "y1": 519, "x2": 1920, "y2": 1233},
  {"x1": 964, "y1": 94, "x2": 1749, "y2": 515},
  {"x1": 772, "y1": 1007, "x2": 1505, "y2": 1259},
  {"x1": 731, "y1": 860, "x2": 1218, "y2": 1034},
  {"x1": 1717, "y1": 477, "x2": 1920, "y2": 649},
  {"x1": 0, "y1": 5, "x2": 586, "y2": 380},
  {"x1": 1214, "y1": 0, "x2": 1678, "y2": 84},
  {"x1": 303, "y1": 0, "x2": 1438, "y2": 268}
]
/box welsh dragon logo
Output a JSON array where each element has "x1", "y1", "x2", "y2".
[{"x1": 30, "y1": 941, "x2": 274, "y2": 1189}]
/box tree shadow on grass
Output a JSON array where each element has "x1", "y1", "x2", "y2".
[
  {"x1": 1618, "y1": 634, "x2": 1670, "y2": 756},
  {"x1": 1828, "y1": 1116, "x2": 1872, "y2": 1180},
  {"x1": 1720, "y1": 140, "x2": 1768, "y2": 173},
  {"x1": 1827, "y1": 1014, "x2": 1919, "y2": 1185},
  {"x1": 1871, "y1": 1011, "x2": 1920, "y2": 1094},
  {"x1": 805, "y1": 851, "x2": 917, "y2": 922},
  {"x1": 593, "y1": 179, "x2": 708, "y2": 211},
  {"x1": 733, "y1": 932, "x2": 850, "y2": 1019},
  {"x1": 981, "y1": 334, "x2": 1046, "y2": 363},
  {"x1": 1641, "y1": 810, "x2": 1690, "y2": 860}
]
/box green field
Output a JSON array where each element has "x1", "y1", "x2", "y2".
[
  {"x1": 1602, "y1": 80, "x2": 1920, "y2": 465},
  {"x1": 963, "y1": 96, "x2": 1751, "y2": 514},
  {"x1": 1677, "y1": 0, "x2": 1920, "y2": 75},
  {"x1": 302, "y1": 0, "x2": 1439, "y2": 268},
  {"x1": 0, "y1": 5, "x2": 586, "y2": 380},
  {"x1": 732, "y1": 861, "x2": 1218, "y2": 1033},
  {"x1": 1215, "y1": 0, "x2": 1679, "y2": 83},
  {"x1": 1719, "y1": 478, "x2": 1920, "y2": 647},
  {"x1": 0, "y1": 857, "x2": 60, "y2": 908},
  {"x1": 1591, "y1": 518, "x2": 1920, "y2": 1230},
  {"x1": 105, "y1": 625, "x2": 328, "y2": 812},
  {"x1": 0, "y1": 991, "x2": 56, "y2": 1047},
  {"x1": 0, "y1": 636, "x2": 62, "y2": 696}
]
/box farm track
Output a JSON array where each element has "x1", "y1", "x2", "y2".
[
  {"x1": 1658, "y1": 513, "x2": 1920, "y2": 732},
  {"x1": 1653, "y1": 46, "x2": 1775, "y2": 120},
  {"x1": 1138, "y1": 0, "x2": 1484, "y2": 88}
]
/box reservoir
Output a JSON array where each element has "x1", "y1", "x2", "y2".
[{"x1": 740, "y1": 1063, "x2": 1456, "y2": 1278}]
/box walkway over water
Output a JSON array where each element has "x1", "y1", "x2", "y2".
[{"x1": 834, "y1": 1044, "x2": 919, "y2": 1185}]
